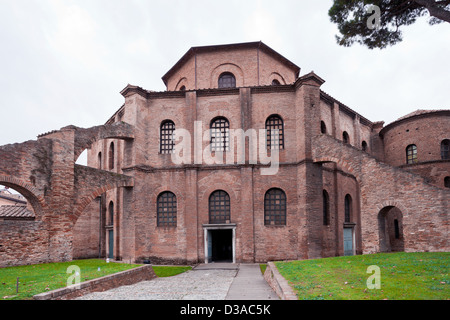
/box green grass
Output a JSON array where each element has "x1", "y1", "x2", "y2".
[
  {"x1": 260, "y1": 264, "x2": 267, "y2": 275},
  {"x1": 151, "y1": 266, "x2": 192, "y2": 277},
  {"x1": 0, "y1": 259, "x2": 141, "y2": 300},
  {"x1": 275, "y1": 252, "x2": 449, "y2": 300}
]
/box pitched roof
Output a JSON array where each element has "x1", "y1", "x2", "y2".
[
  {"x1": 161, "y1": 41, "x2": 301, "y2": 86},
  {"x1": 0, "y1": 205, "x2": 35, "y2": 220}
]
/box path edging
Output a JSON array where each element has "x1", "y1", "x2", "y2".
[
  {"x1": 263, "y1": 261, "x2": 297, "y2": 300},
  {"x1": 33, "y1": 264, "x2": 156, "y2": 300}
]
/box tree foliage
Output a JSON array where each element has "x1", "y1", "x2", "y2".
[{"x1": 329, "y1": 0, "x2": 450, "y2": 49}]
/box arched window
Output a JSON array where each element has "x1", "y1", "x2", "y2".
[
  {"x1": 343, "y1": 131, "x2": 350, "y2": 144},
  {"x1": 320, "y1": 121, "x2": 327, "y2": 134},
  {"x1": 209, "y1": 190, "x2": 230, "y2": 224},
  {"x1": 362, "y1": 141, "x2": 368, "y2": 152},
  {"x1": 264, "y1": 188, "x2": 286, "y2": 226},
  {"x1": 108, "y1": 201, "x2": 114, "y2": 226},
  {"x1": 98, "y1": 152, "x2": 102, "y2": 170},
  {"x1": 323, "y1": 190, "x2": 330, "y2": 226},
  {"x1": 444, "y1": 177, "x2": 450, "y2": 188},
  {"x1": 218, "y1": 72, "x2": 236, "y2": 88},
  {"x1": 344, "y1": 194, "x2": 352, "y2": 223},
  {"x1": 441, "y1": 139, "x2": 450, "y2": 160},
  {"x1": 210, "y1": 117, "x2": 230, "y2": 152},
  {"x1": 108, "y1": 142, "x2": 115, "y2": 170},
  {"x1": 160, "y1": 120, "x2": 175, "y2": 154},
  {"x1": 157, "y1": 191, "x2": 177, "y2": 227},
  {"x1": 266, "y1": 115, "x2": 284, "y2": 150},
  {"x1": 179, "y1": 85, "x2": 186, "y2": 91},
  {"x1": 272, "y1": 79, "x2": 281, "y2": 86},
  {"x1": 406, "y1": 144, "x2": 418, "y2": 164}
]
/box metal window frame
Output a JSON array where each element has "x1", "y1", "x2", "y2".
[
  {"x1": 264, "y1": 188, "x2": 286, "y2": 226},
  {"x1": 157, "y1": 191, "x2": 177, "y2": 227}
]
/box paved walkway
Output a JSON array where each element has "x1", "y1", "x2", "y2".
[{"x1": 77, "y1": 263, "x2": 279, "y2": 300}]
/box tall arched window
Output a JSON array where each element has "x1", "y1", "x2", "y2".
[
  {"x1": 160, "y1": 120, "x2": 175, "y2": 154},
  {"x1": 266, "y1": 115, "x2": 284, "y2": 150},
  {"x1": 98, "y1": 152, "x2": 102, "y2": 170},
  {"x1": 343, "y1": 131, "x2": 350, "y2": 144},
  {"x1": 108, "y1": 201, "x2": 114, "y2": 226},
  {"x1": 441, "y1": 139, "x2": 450, "y2": 160},
  {"x1": 344, "y1": 194, "x2": 352, "y2": 223},
  {"x1": 264, "y1": 188, "x2": 286, "y2": 226},
  {"x1": 406, "y1": 144, "x2": 418, "y2": 164},
  {"x1": 218, "y1": 72, "x2": 236, "y2": 88},
  {"x1": 323, "y1": 190, "x2": 330, "y2": 226},
  {"x1": 157, "y1": 191, "x2": 177, "y2": 227},
  {"x1": 209, "y1": 190, "x2": 230, "y2": 224},
  {"x1": 210, "y1": 117, "x2": 230, "y2": 152},
  {"x1": 108, "y1": 142, "x2": 115, "y2": 170},
  {"x1": 320, "y1": 121, "x2": 327, "y2": 134}
]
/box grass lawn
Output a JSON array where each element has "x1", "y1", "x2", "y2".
[
  {"x1": 151, "y1": 266, "x2": 192, "y2": 277},
  {"x1": 275, "y1": 252, "x2": 449, "y2": 300},
  {"x1": 0, "y1": 259, "x2": 141, "y2": 300}
]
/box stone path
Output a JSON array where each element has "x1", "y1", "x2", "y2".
[{"x1": 76, "y1": 263, "x2": 279, "y2": 300}]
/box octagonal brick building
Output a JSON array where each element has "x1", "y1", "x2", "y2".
[{"x1": 74, "y1": 41, "x2": 449, "y2": 264}]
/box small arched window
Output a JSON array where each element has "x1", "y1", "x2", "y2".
[
  {"x1": 160, "y1": 120, "x2": 175, "y2": 154},
  {"x1": 218, "y1": 72, "x2": 236, "y2": 88},
  {"x1": 320, "y1": 121, "x2": 327, "y2": 134},
  {"x1": 362, "y1": 141, "x2": 368, "y2": 152},
  {"x1": 323, "y1": 190, "x2": 330, "y2": 226},
  {"x1": 441, "y1": 139, "x2": 450, "y2": 160},
  {"x1": 108, "y1": 201, "x2": 114, "y2": 226},
  {"x1": 344, "y1": 194, "x2": 352, "y2": 223},
  {"x1": 343, "y1": 131, "x2": 350, "y2": 144},
  {"x1": 444, "y1": 176, "x2": 450, "y2": 188},
  {"x1": 108, "y1": 142, "x2": 115, "y2": 170},
  {"x1": 272, "y1": 79, "x2": 281, "y2": 86},
  {"x1": 209, "y1": 190, "x2": 230, "y2": 224},
  {"x1": 157, "y1": 191, "x2": 177, "y2": 227},
  {"x1": 179, "y1": 85, "x2": 186, "y2": 91},
  {"x1": 264, "y1": 188, "x2": 286, "y2": 226},
  {"x1": 406, "y1": 144, "x2": 418, "y2": 164},
  {"x1": 266, "y1": 115, "x2": 284, "y2": 150},
  {"x1": 210, "y1": 117, "x2": 230, "y2": 152}
]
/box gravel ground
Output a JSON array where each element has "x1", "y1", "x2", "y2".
[{"x1": 76, "y1": 269, "x2": 238, "y2": 300}]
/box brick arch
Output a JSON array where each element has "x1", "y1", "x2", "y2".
[
  {"x1": 73, "y1": 122, "x2": 135, "y2": 162},
  {"x1": 175, "y1": 77, "x2": 189, "y2": 91},
  {"x1": 0, "y1": 175, "x2": 45, "y2": 218},
  {"x1": 210, "y1": 63, "x2": 244, "y2": 88},
  {"x1": 313, "y1": 156, "x2": 359, "y2": 183},
  {"x1": 376, "y1": 200, "x2": 409, "y2": 218},
  {"x1": 72, "y1": 181, "x2": 133, "y2": 223},
  {"x1": 151, "y1": 184, "x2": 186, "y2": 208},
  {"x1": 269, "y1": 72, "x2": 286, "y2": 85}
]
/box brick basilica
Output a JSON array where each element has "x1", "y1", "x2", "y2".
[{"x1": 0, "y1": 42, "x2": 448, "y2": 267}]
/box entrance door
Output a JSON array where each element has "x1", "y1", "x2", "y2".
[
  {"x1": 210, "y1": 229, "x2": 233, "y2": 262},
  {"x1": 343, "y1": 228, "x2": 354, "y2": 256},
  {"x1": 108, "y1": 230, "x2": 114, "y2": 259},
  {"x1": 211, "y1": 229, "x2": 232, "y2": 262}
]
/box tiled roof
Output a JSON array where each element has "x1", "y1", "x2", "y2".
[
  {"x1": 394, "y1": 109, "x2": 444, "y2": 122},
  {"x1": 0, "y1": 205, "x2": 35, "y2": 219}
]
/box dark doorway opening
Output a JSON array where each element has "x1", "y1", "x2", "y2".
[{"x1": 210, "y1": 229, "x2": 233, "y2": 262}]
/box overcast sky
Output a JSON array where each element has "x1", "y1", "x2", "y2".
[{"x1": 1, "y1": 0, "x2": 449, "y2": 147}]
